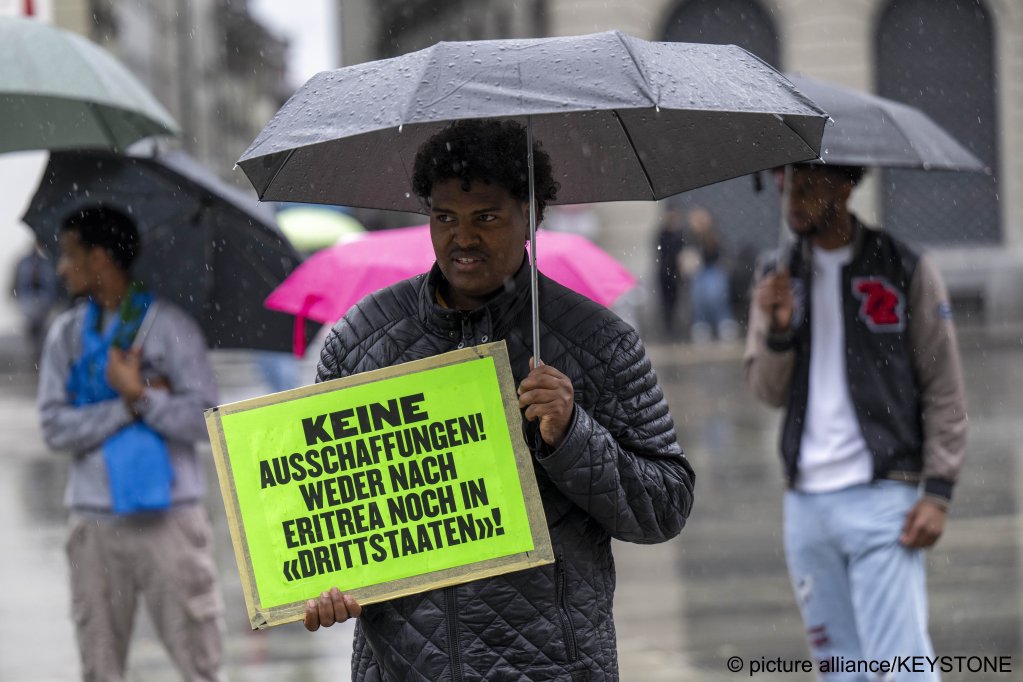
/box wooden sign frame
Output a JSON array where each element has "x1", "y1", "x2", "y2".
[{"x1": 205, "y1": 341, "x2": 553, "y2": 629}]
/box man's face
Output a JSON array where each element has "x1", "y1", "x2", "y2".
[
  {"x1": 429, "y1": 178, "x2": 529, "y2": 310},
  {"x1": 782, "y1": 165, "x2": 852, "y2": 235},
  {"x1": 56, "y1": 230, "x2": 101, "y2": 298}
]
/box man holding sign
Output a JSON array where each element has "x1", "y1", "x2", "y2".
[{"x1": 306, "y1": 119, "x2": 695, "y2": 681}]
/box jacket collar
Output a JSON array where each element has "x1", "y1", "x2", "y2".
[{"x1": 418, "y1": 253, "x2": 532, "y2": 339}]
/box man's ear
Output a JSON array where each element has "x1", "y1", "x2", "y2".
[
  {"x1": 86, "y1": 245, "x2": 106, "y2": 266},
  {"x1": 88, "y1": 245, "x2": 117, "y2": 273},
  {"x1": 520, "y1": 202, "x2": 532, "y2": 240}
]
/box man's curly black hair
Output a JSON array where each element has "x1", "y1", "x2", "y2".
[{"x1": 412, "y1": 119, "x2": 559, "y2": 222}]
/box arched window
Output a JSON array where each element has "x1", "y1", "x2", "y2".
[
  {"x1": 662, "y1": 0, "x2": 783, "y2": 256},
  {"x1": 876, "y1": 0, "x2": 1000, "y2": 244}
]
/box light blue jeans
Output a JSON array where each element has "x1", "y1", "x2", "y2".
[
  {"x1": 690, "y1": 264, "x2": 737, "y2": 342},
  {"x1": 784, "y1": 481, "x2": 937, "y2": 681}
]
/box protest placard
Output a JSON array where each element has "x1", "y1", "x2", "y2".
[{"x1": 205, "y1": 342, "x2": 553, "y2": 629}]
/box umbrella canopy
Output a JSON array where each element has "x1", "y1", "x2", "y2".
[
  {"x1": 23, "y1": 149, "x2": 312, "y2": 352},
  {"x1": 786, "y1": 74, "x2": 986, "y2": 171},
  {"x1": 275, "y1": 204, "x2": 365, "y2": 252},
  {"x1": 0, "y1": 17, "x2": 179, "y2": 153},
  {"x1": 238, "y1": 30, "x2": 827, "y2": 210},
  {"x1": 264, "y1": 225, "x2": 637, "y2": 326}
]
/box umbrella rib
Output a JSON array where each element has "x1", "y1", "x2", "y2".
[
  {"x1": 877, "y1": 115, "x2": 921, "y2": 165},
  {"x1": 262, "y1": 148, "x2": 297, "y2": 201},
  {"x1": 611, "y1": 110, "x2": 657, "y2": 199},
  {"x1": 608, "y1": 34, "x2": 657, "y2": 198},
  {"x1": 88, "y1": 101, "x2": 121, "y2": 151},
  {"x1": 774, "y1": 114, "x2": 822, "y2": 165},
  {"x1": 614, "y1": 32, "x2": 657, "y2": 104},
  {"x1": 400, "y1": 47, "x2": 435, "y2": 125}
]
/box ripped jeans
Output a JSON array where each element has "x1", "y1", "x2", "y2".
[{"x1": 784, "y1": 481, "x2": 937, "y2": 682}]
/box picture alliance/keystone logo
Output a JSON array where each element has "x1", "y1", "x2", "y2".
[{"x1": 728, "y1": 655, "x2": 1013, "y2": 676}]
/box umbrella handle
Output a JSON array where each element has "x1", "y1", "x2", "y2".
[
  {"x1": 292, "y1": 315, "x2": 307, "y2": 358},
  {"x1": 292, "y1": 293, "x2": 321, "y2": 358},
  {"x1": 527, "y1": 117, "x2": 542, "y2": 366},
  {"x1": 777, "y1": 164, "x2": 794, "y2": 272}
]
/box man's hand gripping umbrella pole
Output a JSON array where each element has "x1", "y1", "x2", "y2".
[{"x1": 757, "y1": 165, "x2": 796, "y2": 333}]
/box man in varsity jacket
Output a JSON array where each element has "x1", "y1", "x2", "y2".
[{"x1": 745, "y1": 163, "x2": 967, "y2": 681}]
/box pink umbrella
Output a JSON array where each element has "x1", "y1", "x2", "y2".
[{"x1": 264, "y1": 224, "x2": 636, "y2": 355}]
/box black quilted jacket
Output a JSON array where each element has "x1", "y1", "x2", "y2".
[{"x1": 316, "y1": 257, "x2": 694, "y2": 682}]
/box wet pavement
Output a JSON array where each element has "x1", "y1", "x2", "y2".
[{"x1": 1, "y1": 328, "x2": 1020, "y2": 681}]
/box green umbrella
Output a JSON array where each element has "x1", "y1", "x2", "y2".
[
  {"x1": 275, "y1": 205, "x2": 365, "y2": 253},
  {"x1": 0, "y1": 17, "x2": 179, "y2": 153}
]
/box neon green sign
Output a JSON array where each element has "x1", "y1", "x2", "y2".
[{"x1": 206, "y1": 342, "x2": 552, "y2": 628}]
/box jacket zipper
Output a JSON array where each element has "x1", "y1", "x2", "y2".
[
  {"x1": 445, "y1": 587, "x2": 465, "y2": 682},
  {"x1": 458, "y1": 313, "x2": 472, "y2": 348},
  {"x1": 556, "y1": 559, "x2": 579, "y2": 662}
]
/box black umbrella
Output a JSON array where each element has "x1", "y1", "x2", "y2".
[
  {"x1": 238, "y1": 31, "x2": 828, "y2": 359},
  {"x1": 23, "y1": 149, "x2": 314, "y2": 352},
  {"x1": 786, "y1": 74, "x2": 986, "y2": 172}
]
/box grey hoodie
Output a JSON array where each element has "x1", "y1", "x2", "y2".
[{"x1": 38, "y1": 300, "x2": 218, "y2": 513}]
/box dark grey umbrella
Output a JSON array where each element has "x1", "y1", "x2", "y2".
[
  {"x1": 23, "y1": 149, "x2": 314, "y2": 352},
  {"x1": 786, "y1": 74, "x2": 986, "y2": 171},
  {"x1": 238, "y1": 31, "x2": 827, "y2": 209},
  {"x1": 238, "y1": 31, "x2": 828, "y2": 360}
]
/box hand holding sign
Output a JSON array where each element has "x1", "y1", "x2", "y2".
[
  {"x1": 517, "y1": 358, "x2": 575, "y2": 449},
  {"x1": 304, "y1": 587, "x2": 362, "y2": 631}
]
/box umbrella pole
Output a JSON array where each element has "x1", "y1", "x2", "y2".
[
  {"x1": 778, "y1": 164, "x2": 794, "y2": 271},
  {"x1": 527, "y1": 116, "x2": 542, "y2": 366}
]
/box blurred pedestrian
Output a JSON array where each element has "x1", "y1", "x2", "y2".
[
  {"x1": 302, "y1": 118, "x2": 695, "y2": 681},
  {"x1": 729, "y1": 242, "x2": 758, "y2": 329},
  {"x1": 37, "y1": 206, "x2": 226, "y2": 682},
  {"x1": 745, "y1": 163, "x2": 967, "y2": 681},
  {"x1": 687, "y1": 207, "x2": 738, "y2": 343},
  {"x1": 10, "y1": 241, "x2": 61, "y2": 361},
  {"x1": 653, "y1": 206, "x2": 688, "y2": 336},
  {"x1": 253, "y1": 349, "x2": 301, "y2": 393}
]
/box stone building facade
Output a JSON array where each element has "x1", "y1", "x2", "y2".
[
  {"x1": 54, "y1": 0, "x2": 289, "y2": 180},
  {"x1": 338, "y1": 0, "x2": 1023, "y2": 325}
]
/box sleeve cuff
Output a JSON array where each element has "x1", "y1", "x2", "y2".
[
  {"x1": 766, "y1": 328, "x2": 797, "y2": 352},
  {"x1": 531, "y1": 405, "x2": 585, "y2": 471},
  {"x1": 132, "y1": 387, "x2": 167, "y2": 418},
  {"x1": 923, "y1": 477, "x2": 954, "y2": 506}
]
